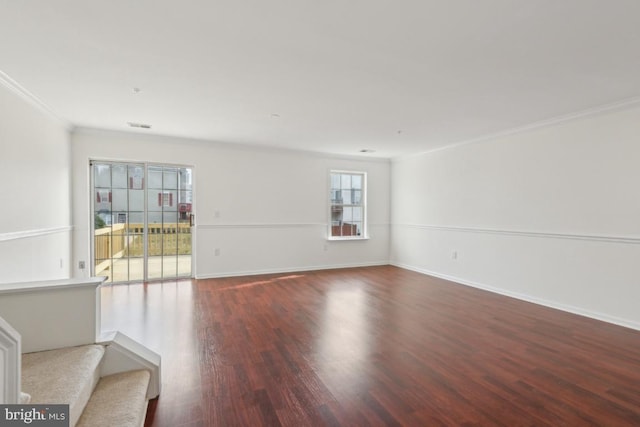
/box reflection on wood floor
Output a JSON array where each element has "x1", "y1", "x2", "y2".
[{"x1": 100, "y1": 265, "x2": 640, "y2": 426}]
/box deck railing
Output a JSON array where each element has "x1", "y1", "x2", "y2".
[{"x1": 94, "y1": 223, "x2": 191, "y2": 273}]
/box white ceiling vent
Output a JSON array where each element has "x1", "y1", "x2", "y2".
[{"x1": 127, "y1": 122, "x2": 152, "y2": 129}]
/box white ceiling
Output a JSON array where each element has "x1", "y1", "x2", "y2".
[{"x1": 1, "y1": 1, "x2": 640, "y2": 158}]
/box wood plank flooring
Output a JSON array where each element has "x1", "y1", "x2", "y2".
[{"x1": 100, "y1": 266, "x2": 640, "y2": 426}]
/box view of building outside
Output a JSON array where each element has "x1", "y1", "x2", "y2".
[{"x1": 330, "y1": 171, "x2": 365, "y2": 237}]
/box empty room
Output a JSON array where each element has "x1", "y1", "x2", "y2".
[{"x1": 1, "y1": 1, "x2": 639, "y2": 426}]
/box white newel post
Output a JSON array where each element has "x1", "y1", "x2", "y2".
[{"x1": 0, "y1": 315, "x2": 20, "y2": 404}]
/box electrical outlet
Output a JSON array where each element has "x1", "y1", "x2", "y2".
[
  {"x1": 452, "y1": 251, "x2": 458, "y2": 260},
  {"x1": 79, "y1": 261, "x2": 86, "y2": 269},
  {"x1": 214, "y1": 248, "x2": 221, "y2": 256}
]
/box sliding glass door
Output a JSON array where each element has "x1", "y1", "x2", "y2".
[
  {"x1": 147, "y1": 165, "x2": 193, "y2": 280},
  {"x1": 92, "y1": 162, "x2": 193, "y2": 283}
]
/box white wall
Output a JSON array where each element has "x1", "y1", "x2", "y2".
[
  {"x1": 72, "y1": 129, "x2": 390, "y2": 279},
  {"x1": 0, "y1": 80, "x2": 71, "y2": 284},
  {"x1": 391, "y1": 105, "x2": 640, "y2": 330}
]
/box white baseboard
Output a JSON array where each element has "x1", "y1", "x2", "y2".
[
  {"x1": 195, "y1": 261, "x2": 389, "y2": 279},
  {"x1": 391, "y1": 261, "x2": 640, "y2": 332}
]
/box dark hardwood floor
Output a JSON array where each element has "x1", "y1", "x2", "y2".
[{"x1": 100, "y1": 266, "x2": 640, "y2": 426}]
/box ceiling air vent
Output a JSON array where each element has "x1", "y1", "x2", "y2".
[{"x1": 127, "y1": 122, "x2": 152, "y2": 129}]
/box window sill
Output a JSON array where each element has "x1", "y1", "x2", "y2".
[{"x1": 327, "y1": 236, "x2": 370, "y2": 241}]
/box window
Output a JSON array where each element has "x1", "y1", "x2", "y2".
[
  {"x1": 159, "y1": 192, "x2": 173, "y2": 207},
  {"x1": 329, "y1": 171, "x2": 366, "y2": 239}
]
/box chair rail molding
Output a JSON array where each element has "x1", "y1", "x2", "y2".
[
  {"x1": 393, "y1": 223, "x2": 640, "y2": 245},
  {"x1": 0, "y1": 225, "x2": 73, "y2": 242}
]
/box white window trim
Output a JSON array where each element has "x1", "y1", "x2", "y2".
[{"x1": 328, "y1": 170, "x2": 368, "y2": 240}]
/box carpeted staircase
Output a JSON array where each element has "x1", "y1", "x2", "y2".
[
  {"x1": 21, "y1": 344, "x2": 151, "y2": 427},
  {"x1": 1, "y1": 277, "x2": 159, "y2": 427}
]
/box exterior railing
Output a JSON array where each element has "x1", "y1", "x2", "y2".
[
  {"x1": 94, "y1": 223, "x2": 191, "y2": 273},
  {"x1": 95, "y1": 223, "x2": 127, "y2": 261}
]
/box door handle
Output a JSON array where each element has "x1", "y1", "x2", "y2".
[{"x1": 190, "y1": 214, "x2": 195, "y2": 227}]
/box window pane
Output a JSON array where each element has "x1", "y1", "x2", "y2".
[
  {"x1": 112, "y1": 212, "x2": 128, "y2": 225},
  {"x1": 112, "y1": 189, "x2": 128, "y2": 211},
  {"x1": 148, "y1": 211, "x2": 162, "y2": 225},
  {"x1": 129, "y1": 165, "x2": 144, "y2": 190},
  {"x1": 163, "y1": 255, "x2": 177, "y2": 277},
  {"x1": 94, "y1": 164, "x2": 111, "y2": 188},
  {"x1": 342, "y1": 207, "x2": 353, "y2": 222},
  {"x1": 178, "y1": 248, "x2": 191, "y2": 276},
  {"x1": 148, "y1": 191, "x2": 163, "y2": 212},
  {"x1": 112, "y1": 164, "x2": 128, "y2": 188},
  {"x1": 331, "y1": 174, "x2": 341, "y2": 190},
  {"x1": 128, "y1": 255, "x2": 144, "y2": 282},
  {"x1": 163, "y1": 168, "x2": 178, "y2": 190},
  {"x1": 331, "y1": 189, "x2": 342, "y2": 204},
  {"x1": 342, "y1": 189, "x2": 352, "y2": 204},
  {"x1": 352, "y1": 175, "x2": 362, "y2": 189},
  {"x1": 178, "y1": 168, "x2": 192, "y2": 189},
  {"x1": 331, "y1": 223, "x2": 342, "y2": 237},
  {"x1": 353, "y1": 189, "x2": 362, "y2": 204},
  {"x1": 148, "y1": 226, "x2": 162, "y2": 257},
  {"x1": 128, "y1": 211, "x2": 144, "y2": 224},
  {"x1": 341, "y1": 175, "x2": 352, "y2": 189},
  {"x1": 95, "y1": 189, "x2": 111, "y2": 213},
  {"x1": 179, "y1": 190, "x2": 192, "y2": 205},
  {"x1": 148, "y1": 253, "x2": 162, "y2": 280},
  {"x1": 162, "y1": 190, "x2": 178, "y2": 211},
  {"x1": 95, "y1": 259, "x2": 112, "y2": 283},
  {"x1": 129, "y1": 189, "x2": 144, "y2": 211},
  {"x1": 353, "y1": 222, "x2": 363, "y2": 236},
  {"x1": 127, "y1": 234, "x2": 144, "y2": 257},
  {"x1": 148, "y1": 167, "x2": 163, "y2": 189},
  {"x1": 352, "y1": 206, "x2": 363, "y2": 221},
  {"x1": 163, "y1": 211, "x2": 178, "y2": 223}
]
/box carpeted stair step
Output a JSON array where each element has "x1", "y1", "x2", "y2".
[
  {"x1": 76, "y1": 369, "x2": 150, "y2": 427},
  {"x1": 21, "y1": 344, "x2": 105, "y2": 427}
]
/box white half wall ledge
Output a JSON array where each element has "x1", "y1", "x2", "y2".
[
  {"x1": 0, "y1": 277, "x2": 105, "y2": 294},
  {"x1": 0, "y1": 277, "x2": 106, "y2": 353},
  {"x1": 391, "y1": 262, "x2": 640, "y2": 332}
]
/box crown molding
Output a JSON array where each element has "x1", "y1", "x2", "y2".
[
  {"x1": 73, "y1": 126, "x2": 391, "y2": 163},
  {"x1": 0, "y1": 69, "x2": 73, "y2": 130},
  {"x1": 394, "y1": 95, "x2": 640, "y2": 161}
]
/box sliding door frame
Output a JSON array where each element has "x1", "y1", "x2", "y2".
[{"x1": 89, "y1": 159, "x2": 195, "y2": 283}]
